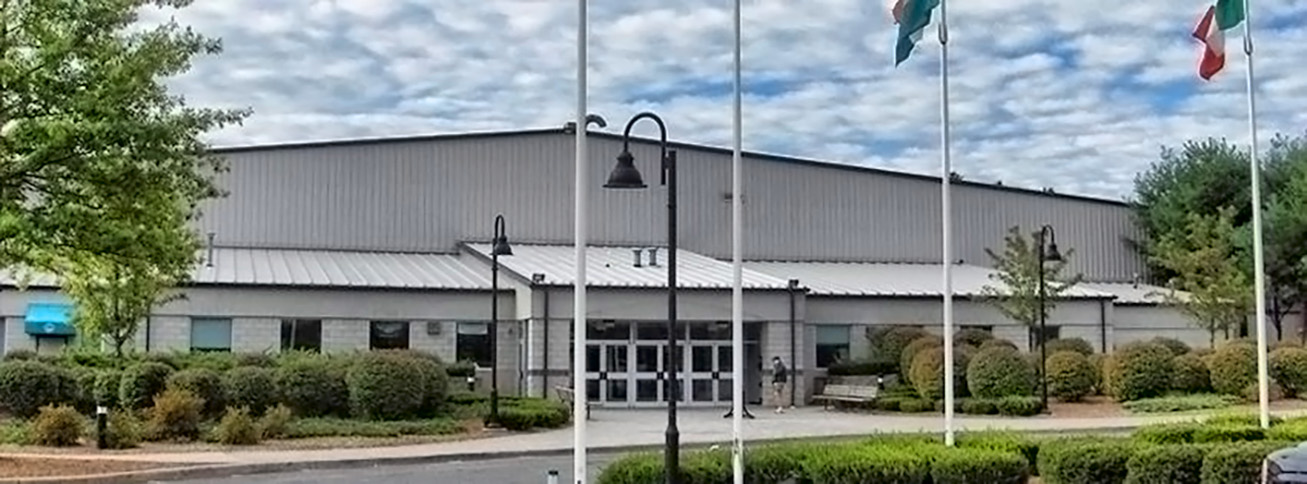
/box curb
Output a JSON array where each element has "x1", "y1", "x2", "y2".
[{"x1": 0, "y1": 424, "x2": 1146, "y2": 484}]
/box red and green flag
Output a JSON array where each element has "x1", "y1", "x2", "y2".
[
  {"x1": 1192, "y1": 0, "x2": 1246, "y2": 80},
  {"x1": 892, "y1": 0, "x2": 940, "y2": 66}
]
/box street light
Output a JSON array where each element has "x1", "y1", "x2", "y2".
[
  {"x1": 490, "y1": 214, "x2": 513, "y2": 426},
  {"x1": 1037, "y1": 224, "x2": 1062, "y2": 411},
  {"x1": 603, "y1": 111, "x2": 680, "y2": 484}
]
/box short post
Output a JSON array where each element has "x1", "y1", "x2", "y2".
[
  {"x1": 547, "y1": 469, "x2": 559, "y2": 484},
  {"x1": 466, "y1": 375, "x2": 476, "y2": 393},
  {"x1": 95, "y1": 406, "x2": 108, "y2": 449}
]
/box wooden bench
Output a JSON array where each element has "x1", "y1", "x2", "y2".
[
  {"x1": 812, "y1": 384, "x2": 879, "y2": 409},
  {"x1": 554, "y1": 386, "x2": 592, "y2": 420}
]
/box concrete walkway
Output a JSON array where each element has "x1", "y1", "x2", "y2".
[{"x1": 9, "y1": 407, "x2": 1296, "y2": 467}]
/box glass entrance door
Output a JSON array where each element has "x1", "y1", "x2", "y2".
[{"x1": 584, "y1": 321, "x2": 748, "y2": 408}]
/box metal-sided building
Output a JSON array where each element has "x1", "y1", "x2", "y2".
[{"x1": 0, "y1": 126, "x2": 1236, "y2": 408}]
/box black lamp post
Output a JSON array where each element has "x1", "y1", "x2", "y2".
[
  {"x1": 1037, "y1": 224, "x2": 1062, "y2": 410},
  {"x1": 490, "y1": 214, "x2": 513, "y2": 426},
  {"x1": 602, "y1": 111, "x2": 681, "y2": 484}
]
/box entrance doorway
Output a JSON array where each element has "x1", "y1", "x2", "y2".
[{"x1": 582, "y1": 321, "x2": 761, "y2": 408}]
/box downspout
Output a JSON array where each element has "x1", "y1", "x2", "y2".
[
  {"x1": 534, "y1": 273, "x2": 549, "y2": 399},
  {"x1": 1099, "y1": 299, "x2": 1107, "y2": 353},
  {"x1": 145, "y1": 316, "x2": 152, "y2": 353},
  {"x1": 788, "y1": 279, "x2": 800, "y2": 407}
]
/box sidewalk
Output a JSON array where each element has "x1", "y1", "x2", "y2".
[{"x1": 9, "y1": 406, "x2": 1295, "y2": 467}]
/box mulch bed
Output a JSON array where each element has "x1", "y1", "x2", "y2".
[{"x1": 0, "y1": 456, "x2": 169, "y2": 478}]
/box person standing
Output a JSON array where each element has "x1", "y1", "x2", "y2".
[{"x1": 771, "y1": 356, "x2": 789, "y2": 413}]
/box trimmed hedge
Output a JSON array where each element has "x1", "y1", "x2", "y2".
[
  {"x1": 119, "y1": 362, "x2": 175, "y2": 409},
  {"x1": 93, "y1": 370, "x2": 123, "y2": 408},
  {"x1": 954, "y1": 328, "x2": 995, "y2": 348},
  {"x1": 980, "y1": 339, "x2": 1020, "y2": 352},
  {"x1": 1122, "y1": 394, "x2": 1239, "y2": 414},
  {"x1": 275, "y1": 358, "x2": 350, "y2": 417},
  {"x1": 802, "y1": 444, "x2": 933, "y2": 484},
  {"x1": 967, "y1": 347, "x2": 1035, "y2": 398},
  {"x1": 1046, "y1": 351, "x2": 1095, "y2": 402},
  {"x1": 1192, "y1": 425, "x2": 1265, "y2": 443},
  {"x1": 957, "y1": 431, "x2": 1041, "y2": 472},
  {"x1": 1270, "y1": 346, "x2": 1307, "y2": 397},
  {"x1": 347, "y1": 352, "x2": 428, "y2": 420},
  {"x1": 1150, "y1": 337, "x2": 1193, "y2": 357},
  {"x1": 868, "y1": 326, "x2": 931, "y2": 375},
  {"x1": 931, "y1": 447, "x2": 1027, "y2": 484},
  {"x1": 899, "y1": 398, "x2": 935, "y2": 413},
  {"x1": 167, "y1": 369, "x2": 226, "y2": 417},
  {"x1": 1108, "y1": 342, "x2": 1174, "y2": 401},
  {"x1": 1045, "y1": 338, "x2": 1095, "y2": 356},
  {"x1": 1087, "y1": 353, "x2": 1105, "y2": 395},
  {"x1": 960, "y1": 398, "x2": 998, "y2": 415},
  {"x1": 995, "y1": 396, "x2": 1043, "y2": 416},
  {"x1": 1200, "y1": 440, "x2": 1294, "y2": 484},
  {"x1": 497, "y1": 398, "x2": 571, "y2": 431},
  {"x1": 900, "y1": 335, "x2": 943, "y2": 380},
  {"x1": 0, "y1": 361, "x2": 69, "y2": 418},
  {"x1": 1208, "y1": 343, "x2": 1258, "y2": 396},
  {"x1": 828, "y1": 359, "x2": 892, "y2": 376},
  {"x1": 1037, "y1": 438, "x2": 1135, "y2": 484},
  {"x1": 1124, "y1": 444, "x2": 1206, "y2": 484},
  {"x1": 1172, "y1": 352, "x2": 1213, "y2": 393},
  {"x1": 1133, "y1": 422, "x2": 1202, "y2": 444},
  {"x1": 908, "y1": 346, "x2": 971, "y2": 400},
  {"x1": 224, "y1": 367, "x2": 279, "y2": 416}
]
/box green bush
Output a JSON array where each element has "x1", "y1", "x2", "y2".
[
  {"x1": 234, "y1": 352, "x2": 275, "y2": 368},
  {"x1": 497, "y1": 398, "x2": 570, "y2": 430},
  {"x1": 900, "y1": 335, "x2": 943, "y2": 380},
  {"x1": 0, "y1": 420, "x2": 30, "y2": 445},
  {"x1": 1037, "y1": 438, "x2": 1134, "y2": 484},
  {"x1": 1205, "y1": 412, "x2": 1283, "y2": 427},
  {"x1": 909, "y1": 346, "x2": 971, "y2": 400},
  {"x1": 1267, "y1": 418, "x2": 1307, "y2": 441},
  {"x1": 2, "y1": 349, "x2": 37, "y2": 361},
  {"x1": 1151, "y1": 337, "x2": 1193, "y2": 357},
  {"x1": 93, "y1": 370, "x2": 124, "y2": 407},
  {"x1": 597, "y1": 452, "x2": 662, "y2": 484},
  {"x1": 995, "y1": 396, "x2": 1043, "y2": 416},
  {"x1": 958, "y1": 431, "x2": 1041, "y2": 472},
  {"x1": 1047, "y1": 351, "x2": 1095, "y2": 402},
  {"x1": 0, "y1": 361, "x2": 71, "y2": 418},
  {"x1": 396, "y1": 351, "x2": 449, "y2": 414},
  {"x1": 275, "y1": 358, "x2": 349, "y2": 417},
  {"x1": 827, "y1": 359, "x2": 893, "y2": 376},
  {"x1": 876, "y1": 397, "x2": 903, "y2": 412},
  {"x1": 347, "y1": 352, "x2": 427, "y2": 420},
  {"x1": 802, "y1": 444, "x2": 932, "y2": 484},
  {"x1": 1122, "y1": 394, "x2": 1239, "y2": 413},
  {"x1": 1242, "y1": 380, "x2": 1285, "y2": 402},
  {"x1": 967, "y1": 347, "x2": 1036, "y2": 398},
  {"x1": 283, "y1": 417, "x2": 459, "y2": 439},
  {"x1": 224, "y1": 367, "x2": 279, "y2": 415},
  {"x1": 96, "y1": 410, "x2": 142, "y2": 449},
  {"x1": 1208, "y1": 343, "x2": 1258, "y2": 396},
  {"x1": 67, "y1": 366, "x2": 98, "y2": 413},
  {"x1": 146, "y1": 388, "x2": 204, "y2": 442},
  {"x1": 1133, "y1": 422, "x2": 1202, "y2": 444},
  {"x1": 167, "y1": 369, "x2": 226, "y2": 417},
  {"x1": 1045, "y1": 338, "x2": 1095, "y2": 356},
  {"x1": 1270, "y1": 347, "x2": 1307, "y2": 397},
  {"x1": 1192, "y1": 425, "x2": 1265, "y2": 443},
  {"x1": 1108, "y1": 342, "x2": 1175, "y2": 401},
  {"x1": 31, "y1": 404, "x2": 85, "y2": 447},
  {"x1": 954, "y1": 328, "x2": 995, "y2": 347},
  {"x1": 259, "y1": 404, "x2": 293, "y2": 439},
  {"x1": 960, "y1": 398, "x2": 998, "y2": 415},
  {"x1": 445, "y1": 360, "x2": 477, "y2": 378},
  {"x1": 1172, "y1": 352, "x2": 1213, "y2": 393},
  {"x1": 931, "y1": 447, "x2": 1028, "y2": 484},
  {"x1": 214, "y1": 406, "x2": 261, "y2": 445},
  {"x1": 1125, "y1": 444, "x2": 1206, "y2": 484},
  {"x1": 899, "y1": 398, "x2": 935, "y2": 413},
  {"x1": 1087, "y1": 353, "x2": 1105, "y2": 394},
  {"x1": 1200, "y1": 440, "x2": 1294, "y2": 484},
  {"x1": 980, "y1": 339, "x2": 1020, "y2": 352},
  {"x1": 119, "y1": 362, "x2": 175, "y2": 409},
  {"x1": 868, "y1": 326, "x2": 931, "y2": 375},
  {"x1": 743, "y1": 443, "x2": 809, "y2": 484}
]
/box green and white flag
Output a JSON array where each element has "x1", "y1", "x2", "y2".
[{"x1": 892, "y1": 0, "x2": 941, "y2": 65}]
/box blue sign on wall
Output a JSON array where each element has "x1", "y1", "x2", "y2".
[{"x1": 24, "y1": 303, "x2": 76, "y2": 336}]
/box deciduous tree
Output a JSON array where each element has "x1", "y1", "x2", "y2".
[{"x1": 980, "y1": 225, "x2": 1085, "y2": 348}]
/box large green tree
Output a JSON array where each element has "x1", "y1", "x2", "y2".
[
  {"x1": 0, "y1": 0, "x2": 247, "y2": 346},
  {"x1": 1149, "y1": 208, "x2": 1252, "y2": 348},
  {"x1": 980, "y1": 225, "x2": 1086, "y2": 348}
]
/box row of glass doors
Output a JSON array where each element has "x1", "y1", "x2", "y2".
[{"x1": 581, "y1": 321, "x2": 761, "y2": 407}]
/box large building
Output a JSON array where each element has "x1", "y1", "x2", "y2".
[{"x1": 0, "y1": 125, "x2": 1243, "y2": 408}]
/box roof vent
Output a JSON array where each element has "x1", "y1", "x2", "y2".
[
  {"x1": 632, "y1": 249, "x2": 643, "y2": 268},
  {"x1": 647, "y1": 248, "x2": 659, "y2": 267}
]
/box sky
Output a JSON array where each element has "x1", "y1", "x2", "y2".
[{"x1": 148, "y1": 0, "x2": 1307, "y2": 201}]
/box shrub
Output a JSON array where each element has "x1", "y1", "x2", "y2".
[
  {"x1": 802, "y1": 444, "x2": 932, "y2": 484},
  {"x1": 868, "y1": 326, "x2": 931, "y2": 375},
  {"x1": 909, "y1": 346, "x2": 971, "y2": 400},
  {"x1": 1133, "y1": 422, "x2": 1202, "y2": 444},
  {"x1": 1206, "y1": 412, "x2": 1283, "y2": 427},
  {"x1": 283, "y1": 417, "x2": 459, "y2": 439},
  {"x1": 214, "y1": 406, "x2": 261, "y2": 445},
  {"x1": 1268, "y1": 418, "x2": 1307, "y2": 442},
  {"x1": 1122, "y1": 394, "x2": 1240, "y2": 413},
  {"x1": 597, "y1": 452, "x2": 662, "y2": 484},
  {"x1": 954, "y1": 328, "x2": 995, "y2": 348},
  {"x1": 1192, "y1": 425, "x2": 1265, "y2": 443},
  {"x1": 1200, "y1": 440, "x2": 1294, "y2": 484},
  {"x1": 399, "y1": 352, "x2": 449, "y2": 414},
  {"x1": 1208, "y1": 343, "x2": 1258, "y2": 396},
  {"x1": 96, "y1": 410, "x2": 142, "y2": 449},
  {"x1": 1047, "y1": 351, "x2": 1095, "y2": 402},
  {"x1": 1125, "y1": 444, "x2": 1206, "y2": 484},
  {"x1": 1270, "y1": 347, "x2": 1307, "y2": 397},
  {"x1": 1108, "y1": 342, "x2": 1175, "y2": 401},
  {"x1": 958, "y1": 431, "x2": 1041, "y2": 472},
  {"x1": 497, "y1": 399, "x2": 570, "y2": 430},
  {"x1": 931, "y1": 447, "x2": 1028, "y2": 484},
  {"x1": 0, "y1": 420, "x2": 30, "y2": 445},
  {"x1": 995, "y1": 396, "x2": 1043, "y2": 416},
  {"x1": 1242, "y1": 380, "x2": 1285, "y2": 402},
  {"x1": 1045, "y1": 338, "x2": 1095, "y2": 356},
  {"x1": 1172, "y1": 352, "x2": 1213, "y2": 393},
  {"x1": 1150, "y1": 337, "x2": 1193, "y2": 357},
  {"x1": 275, "y1": 358, "x2": 349, "y2": 417},
  {"x1": 167, "y1": 369, "x2": 226, "y2": 417},
  {"x1": 980, "y1": 338, "x2": 1020, "y2": 352},
  {"x1": 827, "y1": 359, "x2": 892, "y2": 376},
  {"x1": 899, "y1": 398, "x2": 935, "y2": 413},
  {"x1": 875, "y1": 397, "x2": 903, "y2": 412},
  {"x1": 0, "y1": 361, "x2": 73, "y2": 418},
  {"x1": 224, "y1": 367, "x2": 279, "y2": 416},
  {"x1": 347, "y1": 352, "x2": 427, "y2": 420},
  {"x1": 66, "y1": 366, "x2": 98, "y2": 413},
  {"x1": 960, "y1": 398, "x2": 998, "y2": 415},
  {"x1": 2, "y1": 349, "x2": 37, "y2": 361},
  {"x1": 259, "y1": 404, "x2": 293, "y2": 439},
  {"x1": 1037, "y1": 438, "x2": 1134, "y2": 484},
  {"x1": 967, "y1": 347, "x2": 1036, "y2": 398},
  {"x1": 742, "y1": 443, "x2": 808, "y2": 484},
  {"x1": 1086, "y1": 353, "x2": 1105, "y2": 394},
  {"x1": 234, "y1": 352, "x2": 275, "y2": 368},
  {"x1": 445, "y1": 360, "x2": 478, "y2": 378},
  {"x1": 146, "y1": 388, "x2": 204, "y2": 442},
  {"x1": 119, "y1": 362, "x2": 175, "y2": 409},
  {"x1": 93, "y1": 370, "x2": 124, "y2": 407},
  {"x1": 31, "y1": 404, "x2": 84, "y2": 447},
  {"x1": 900, "y1": 335, "x2": 943, "y2": 380}
]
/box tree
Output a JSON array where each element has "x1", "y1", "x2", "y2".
[
  {"x1": 980, "y1": 225, "x2": 1086, "y2": 347},
  {"x1": 1257, "y1": 134, "x2": 1307, "y2": 340},
  {"x1": 1149, "y1": 208, "x2": 1252, "y2": 348},
  {"x1": 0, "y1": 0, "x2": 247, "y2": 274},
  {"x1": 58, "y1": 258, "x2": 186, "y2": 357}
]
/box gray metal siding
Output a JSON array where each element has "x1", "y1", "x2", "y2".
[{"x1": 202, "y1": 132, "x2": 1145, "y2": 281}]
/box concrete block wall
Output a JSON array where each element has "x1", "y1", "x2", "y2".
[
  {"x1": 233, "y1": 318, "x2": 280, "y2": 354},
  {"x1": 148, "y1": 316, "x2": 191, "y2": 352},
  {"x1": 322, "y1": 319, "x2": 368, "y2": 352},
  {"x1": 409, "y1": 320, "x2": 457, "y2": 360},
  {"x1": 761, "y1": 320, "x2": 807, "y2": 408},
  {"x1": 3, "y1": 318, "x2": 33, "y2": 353}
]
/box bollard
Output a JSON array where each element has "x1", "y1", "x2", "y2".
[
  {"x1": 96, "y1": 406, "x2": 108, "y2": 449},
  {"x1": 466, "y1": 375, "x2": 476, "y2": 392},
  {"x1": 546, "y1": 469, "x2": 559, "y2": 484}
]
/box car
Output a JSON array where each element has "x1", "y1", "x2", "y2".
[{"x1": 1265, "y1": 443, "x2": 1307, "y2": 483}]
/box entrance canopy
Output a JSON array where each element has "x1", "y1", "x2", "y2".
[{"x1": 24, "y1": 302, "x2": 75, "y2": 336}]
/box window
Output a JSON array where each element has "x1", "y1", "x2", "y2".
[
  {"x1": 369, "y1": 321, "x2": 410, "y2": 350},
  {"x1": 815, "y1": 325, "x2": 851, "y2": 368},
  {"x1": 1030, "y1": 325, "x2": 1061, "y2": 348},
  {"x1": 280, "y1": 319, "x2": 322, "y2": 352},
  {"x1": 456, "y1": 322, "x2": 492, "y2": 366},
  {"x1": 191, "y1": 318, "x2": 233, "y2": 352}
]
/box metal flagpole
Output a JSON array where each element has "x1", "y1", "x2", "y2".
[
  {"x1": 730, "y1": 0, "x2": 745, "y2": 482},
  {"x1": 938, "y1": 0, "x2": 956, "y2": 447},
  {"x1": 573, "y1": 0, "x2": 591, "y2": 480},
  {"x1": 1241, "y1": 0, "x2": 1270, "y2": 430}
]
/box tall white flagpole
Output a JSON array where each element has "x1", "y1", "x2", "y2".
[
  {"x1": 1242, "y1": 0, "x2": 1270, "y2": 430},
  {"x1": 730, "y1": 0, "x2": 745, "y2": 483},
  {"x1": 938, "y1": 0, "x2": 956, "y2": 447},
  {"x1": 573, "y1": 0, "x2": 591, "y2": 480}
]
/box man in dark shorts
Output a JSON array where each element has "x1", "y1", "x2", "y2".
[{"x1": 771, "y1": 356, "x2": 789, "y2": 414}]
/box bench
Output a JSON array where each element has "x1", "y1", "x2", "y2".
[
  {"x1": 554, "y1": 386, "x2": 593, "y2": 420},
  {"x1": 811, "y1": 384, "x2": 879, "y2": 410}
]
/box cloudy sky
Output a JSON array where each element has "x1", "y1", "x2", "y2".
[{"x1": 152, "y1": 0, "x2": 1307, "y2": 200}]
